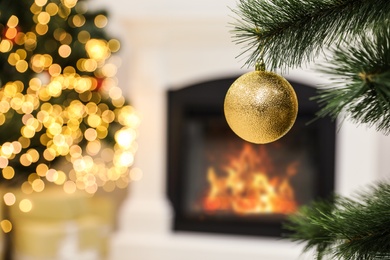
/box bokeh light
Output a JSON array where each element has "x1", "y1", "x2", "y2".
[
  {"x1": 0, "y1": 220, "x2": 12, "y2": 233},
  {"x1": 19, "y1": 199, "x2": 33, "y2": 212},
  {"x1": 3, "y1": 192, "x2": 16, "y2": 206}
]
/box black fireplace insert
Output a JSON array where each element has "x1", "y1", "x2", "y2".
[{"x1": 167, "y1": 76, "x2": 335, "y2": 237}]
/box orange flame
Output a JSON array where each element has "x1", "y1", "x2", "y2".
[{"x1": 203, "y1": 143, "x2": 298, "y2": 215}]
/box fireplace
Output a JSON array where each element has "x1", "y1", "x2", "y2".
[{"x1": 167, "y1": 76, "x2": 335, "y2": 237}]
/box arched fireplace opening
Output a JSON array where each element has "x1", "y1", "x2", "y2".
[{"x1": 167, "y1": 76, "x2": 335, "y2": 237}]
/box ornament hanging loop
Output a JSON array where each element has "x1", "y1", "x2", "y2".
[{"x1": 255, "y1": 59, "x2": 266, "y2": 71}]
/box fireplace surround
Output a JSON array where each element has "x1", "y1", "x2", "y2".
[{"x1": 167, "y1": 76, "x2": 336, "y2": 237}]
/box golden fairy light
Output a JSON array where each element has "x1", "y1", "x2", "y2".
[
  {"x1": 37, "y1": 12, "x2": 51, "y2": 24},
  {"x1": 63, "y1": 0, "x2": 78, "y2": 9},
  {"x1": 58, "y1": 44, "x2": 71, "y2": 58},
  {"x1": 19, "y1": 199, "x2": 33, "y2": 212},
  {"x1": 0, "y1": 220, "x2": 12, "y2": 233},
  {"x1": 2, "y1": 167, "x2": 15, "y2": 180},
  {"x1": 85, "y1": 39, "x2": 110, "y2": 61},
  {"x1": 35, "y1": 0, "x2": 48, "y2": 7},
  {"x1": 0, "y1": 40, "x2": 13, "y2": 53},
  {"x1": 7, "y1": 15, "x2": 19, "y2": 28},
  {"x1": 94, "y1": 14, "x2": 108, "y2": 28},
  {"x1": 3, "y1": 192, "x2": 16, "y2": 206},
  {"x1": 46, "y1": 3, "x2": 59, "y2": 16}
]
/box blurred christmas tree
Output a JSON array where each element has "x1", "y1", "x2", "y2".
[
  {"x1": 0, "y1": 0, "x2": 139, "y2": 195},
  {"x1": 230, "y1": 0, "x2": 390, "y2": 259}
]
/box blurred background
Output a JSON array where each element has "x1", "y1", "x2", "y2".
[{"x1": 0, "y1": 0, "x2": 390, "y2": 259}]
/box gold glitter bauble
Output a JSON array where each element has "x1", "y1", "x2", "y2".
[{"x1": 224, "y1": 70, "x2": 298, "y2": 144}]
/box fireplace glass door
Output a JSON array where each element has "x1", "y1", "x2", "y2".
[{"x1": 167, "y1": 76, "x2": 335, "y2": 237}]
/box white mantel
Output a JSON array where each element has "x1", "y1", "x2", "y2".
[{"x1": 93, "y1": 1, "x2": 390, "y2": 259}]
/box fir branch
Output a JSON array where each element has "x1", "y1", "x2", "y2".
[
  {"x1": 315, "y1": 26, "x2": 390, "y2": 134},
  {"x1": 285, "y1": 183, "x2": 390, "y2": 260},
  {"x1": 231, "y1": 0, "x2": 390, "y2": 70}
]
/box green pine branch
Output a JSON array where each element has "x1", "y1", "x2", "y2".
[
  {"x1": 315, "y1": 26, "x2": 390, "y2": 134},
  {"x1": 285, "y1": 182, "x2": 390, "y2": 260},
  {"x1": 232, "y1": 0, "x2": 390, "y2": 70}
]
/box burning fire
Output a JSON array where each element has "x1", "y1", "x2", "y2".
[{"x1": 203, "y1": 143, "x2": 298, "y2": 215}]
